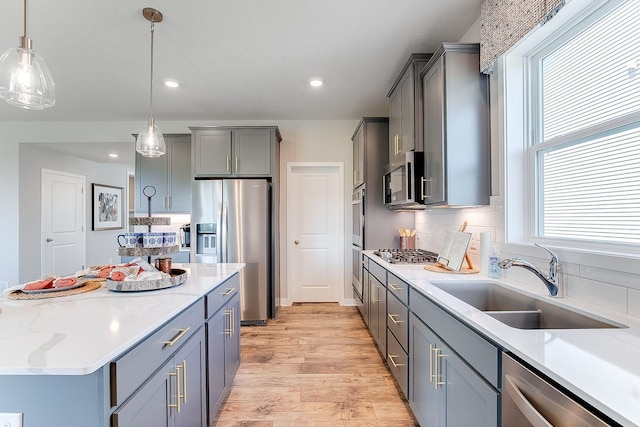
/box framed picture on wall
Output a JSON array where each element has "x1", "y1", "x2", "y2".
[{"x1": 92, "y1": 183, "x2": 124, "y2": 231}]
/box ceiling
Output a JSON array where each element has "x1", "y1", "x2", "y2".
[{"x1": 2, "y1": 0, "x2": 483, "y2": 163}]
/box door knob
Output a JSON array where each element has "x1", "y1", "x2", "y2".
[
  {"x1": 46, "y1": 238, "x2": 53, "y2": 242},
  {"x1": 295, "y1": 240, "x2": 299, "y2": 244}
]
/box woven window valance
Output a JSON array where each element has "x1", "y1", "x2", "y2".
[{"x1": 480, "y1": 0, "x2": 566, "y2": 73}]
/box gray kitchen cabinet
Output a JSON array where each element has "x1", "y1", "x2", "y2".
[
  {"x1": 191, "y1": 127, "x2": 281, "y2": 178},
  {"x1": 410, "y1": 288, "x2": 500, "y2": 427},
  {"x1": 358, "y1": 261, "x2": 369, "y2": 320},
  {"x1": 367, "y1": 260, "x2": 387, "y2": 356},
  {"x1": 387, "y1": 54, "x2": 431, "y2": 167},
  {"x1": 386, "y1": 274, "x2": 410, "y2": 398},
  {"x1": 421, "y1": 43, "x2": 490, "y2": 207},
  {"x1": 352, "y1": 122, "x2": 365, "y2": 188},
  {"x1": 135, "y1": 134, "x2": 191, "y2": 213},
  {"x1": 113, "y1": 326, "x2": 207, "y2": 427},
  {"x1": 205, "y1": 275, "x2": 241, "y2": 424}
]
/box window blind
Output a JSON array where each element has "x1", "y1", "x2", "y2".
[
  {"x1": 540, "y1": 127, "x2": 640, "y2": 244},
  {"x1": 542, "y1": 1, "x2": 640, "y2": 142},
  {"x1": 536, "y1": 0, "x2": 640, "y2": 245}
]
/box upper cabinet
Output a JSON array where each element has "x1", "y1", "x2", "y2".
[
  {"x1": 352, "y1": 121, "x2": 365, "y2": 188},
  {"x1": 351, "y1": 117, "x2": 389, "y2": 191},
  {"x1": 191, "y1": 127, "x2": 281, "y2": 178},
  {"x1": 135, "y1": 134, "x2": 192, "y2": 214},
  {"x1": 387, "y1": 54, "x2": 431, "y2": 168},
  {"x1": 421, "y1": 43, "x2": 490, "y2": 207}
]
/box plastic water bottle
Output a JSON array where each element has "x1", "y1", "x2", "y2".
[{"x1": 488, "y1": 245, "x2": 502, "y2": 279}]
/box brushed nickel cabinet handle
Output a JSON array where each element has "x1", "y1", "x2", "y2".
[
  {"x1": 225, "y1": 309, "x2": 232, "y2": 337},
  {"x1": 180, "y1": 360, "x2": 187, "y2": 404},
  {"x1": 387, "y1": 313, "x2": 403, "y2": 324},
  {"x1": 169, "y1": 369, "x2": 181, "y2": 413},
  {"x1": 388, "y1": 354, "x2": 405, "y2": 368},
  {"x1": 429, "y1": 344, "x2": 435, "y2": 385},
  {"x1": 163, "y1": 327, "x2": 190, "y2": 348},
  {"x1": 435, "y1": 349, "x2": 445, "y2": 389},
  {"x1": 221, "y1": 288, "x2": 235, "y2": 296},
  {"x1": 235, "y1": 157, "x2": 239, "y2": 172},
  {"x1": 226, "y1": 157, "x2": 230, "y2": 172},
  {"x1": 388, "y1": 283, "x2": 402, "y2": 292}
]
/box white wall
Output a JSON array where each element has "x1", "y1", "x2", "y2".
[{"x1": 19, "y1": 144, "x2": 132, "y2": 283}]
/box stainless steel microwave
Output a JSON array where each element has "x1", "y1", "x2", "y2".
[{"x1": 383, "y1": 151, "x2": 425, "y2": 210}]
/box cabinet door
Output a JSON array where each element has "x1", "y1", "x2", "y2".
[
  {"x1": 234, "y1": 129, "x2": 271, "y2": 175},
  {"x1": 167, "y1": 135, "x2": 192, "y2": 212},
  {"x1": 352, "y1": 127, "x2": 365, "y2": 188},
  {"x1": 410, "y1": 314, "x2": 443, "y2": 427},
  {"x1": 400, "y1": 70, "x2": 415, "y2": 154},
  {"x1": 174, "y1": 327, "x2": 206, "y2": 427},
  {"x1": 389, "y1": 88, "x2": 402, "y2": 166},
  {"x1": 206, "y1": 308, "x2": 227, "y2": 423},
  {"x1": 225, "y1": 293, "x2": 241, "y2": 384},
  {"x1": 442, "y1": 344, "x2": 499, "y2": 427},
  {"x1": 136, "y1": 151, "x2": 168, "y2": 213},
  {"x1": 360, "y1": 268, "x2": 370, "y2": 321},
  {"x1": 112, "y1": 358, "x2": 173, "y2": 427},
  {"x1": 194, "y1": 130, "x2": 232, "y2": 176},
  {"x1": 423, "y1": 57, "x2": 445, "y2": 205}
]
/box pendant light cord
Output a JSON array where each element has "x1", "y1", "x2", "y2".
[{"x1": 149, "y1": 19, "x2": 155, "y2": 125}]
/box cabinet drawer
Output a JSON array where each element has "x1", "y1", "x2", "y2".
[
  {"x1": 205, "y1": 274, "x2": 240, "y2": 319},
  {"x1": 387, "y1": 292, "x2": 409, "y2": 352},
  {"x1": 110, "y1": 298, "x2": 205, "y2": 407},
  {"x1": 387, "y1": 273, "x2": 409, "y2": 306},
  {"x1": 410, "y1": 288, "x2": 500, "y2": 388},
  {"x1": 368, "y1": 260, "x2": 387, "y2": 286},
  {"x1": 386, "y1": 331, "x2": 409, "y2": 398}
]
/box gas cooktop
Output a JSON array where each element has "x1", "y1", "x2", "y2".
[{"x1": 373, "y1": 249, "x2": 438, "y2": 264}]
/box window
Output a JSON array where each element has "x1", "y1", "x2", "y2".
[{"x1": 528, "y1": 0, "x2": 640, "y2": 248}]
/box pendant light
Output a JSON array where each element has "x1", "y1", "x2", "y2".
[
  {"x1": 135, "y1": 8, "x2": 166, "y2": 158},
  {"x1": 0, "y1": 0, "x2": 56, "y2": 110}
]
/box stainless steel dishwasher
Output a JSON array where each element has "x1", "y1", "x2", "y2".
[{"x1": 502, "y1": 353, "x2": 615, "y2": 426}]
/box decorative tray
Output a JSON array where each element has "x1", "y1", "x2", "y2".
[
  {"x1": 117, "y1": 245, "x2": 179, "y2": 257},
  {"x1": 106, "y1": 269, "x2": 187, "y2": 292}
]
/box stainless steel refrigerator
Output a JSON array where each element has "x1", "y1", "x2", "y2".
[{"x1": 191, "y1": 179, "x2": 271, "y2": 325}]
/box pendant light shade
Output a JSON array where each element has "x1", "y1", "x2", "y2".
[
  {"x1": 0, "y1": 0, "x2": 56, "y2": 110},
  {"x1": 135, "y1": 7, "x2": 165, "y2": 158}
]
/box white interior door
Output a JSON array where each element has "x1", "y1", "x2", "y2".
[
  {"x1": 41, "y1": 169, "x2": 86, "y2": 277},
  {"x1": 287, "y1": 163, "x2": 344, "y2": 303}
]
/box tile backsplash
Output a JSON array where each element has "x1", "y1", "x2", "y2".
[{"x1": 414, "y1": 195, "x2": 640, "y2": 319}]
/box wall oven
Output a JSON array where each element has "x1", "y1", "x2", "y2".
[{"x1": 352, "y1": 186, "x2": 364, "y2": 300}]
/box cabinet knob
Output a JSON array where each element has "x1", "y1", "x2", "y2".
[
  {"x1": 295, "y1": 240, "x2": 299, "y2": 245},
  {"x1": 46, "y1": 238, "x2": 53, "y2": 242}
]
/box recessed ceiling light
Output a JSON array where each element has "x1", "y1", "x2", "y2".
[
  {"x1": 309, "y1": 78, "x2": 323, "y2": 87},
  {"x1": 164, "y1": 79, "x2": 179, "y2": 88},
  {"x1": 109, "y1": 153, "x2": 119, "y2": 158}
]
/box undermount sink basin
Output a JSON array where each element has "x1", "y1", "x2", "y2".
[{"x1": 430, "y1": 281, "x2": 626, "y2": 330}]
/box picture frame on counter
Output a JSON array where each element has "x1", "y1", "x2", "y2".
[{"x1": 92, "y1": 183, "x2": 124, "y2": 231}]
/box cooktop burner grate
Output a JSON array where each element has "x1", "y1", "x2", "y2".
[{"x1": 373, "y1": 248, "x2": 438, "y2": 264}]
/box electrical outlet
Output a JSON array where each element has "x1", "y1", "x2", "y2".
[{"x1": 0, "y1": 413, "x2": 23, "y2": 427}]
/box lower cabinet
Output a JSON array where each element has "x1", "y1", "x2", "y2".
[
  {"x1": 206, "y1": 281, "x2": 241, "y2": 424},
  {"x1": 112, "y1": 326, "x2": 206, "y2": 427},
  {"x1": 368, "y1": 274, "x2": 387, "y2": 356},
  {"x1": 410, "y1": 314, "x2": 499, "y2": 427}
]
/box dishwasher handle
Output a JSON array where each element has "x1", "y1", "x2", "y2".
[{"x1": 504, "y1": 374, "x2": 553, "y2": 427}]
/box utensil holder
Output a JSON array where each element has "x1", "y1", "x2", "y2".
[{"x1": 399, "y1": 236, "x2": 416, "y2": 250}]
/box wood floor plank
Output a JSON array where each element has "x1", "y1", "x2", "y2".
[{"x1": 213, "y1": 304, "x2": 418, "y2": 426}]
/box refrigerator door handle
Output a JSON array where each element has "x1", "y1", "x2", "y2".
[{"x1": 220, "y1": 201, "x2": 227, "y2": 262}]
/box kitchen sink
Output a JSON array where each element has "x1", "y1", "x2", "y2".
[{"x1": 429, "y1": 281, "x2": 626, "y2": 330}]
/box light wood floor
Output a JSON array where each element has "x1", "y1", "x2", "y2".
[{"x1": 213, "y1": 303, "x2": 419, "y2": 426}]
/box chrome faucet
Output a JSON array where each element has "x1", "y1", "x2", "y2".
[{"x1": 498, "y1": 244, "x2": 563, "y2": 297}]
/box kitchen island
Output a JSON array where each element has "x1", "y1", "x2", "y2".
[
  {"x1": 364, "y1": 251, "x2": 640, "y2": 427},
  {"x1": 0, "y1": 263, "x2": 244, "y2": 427}
]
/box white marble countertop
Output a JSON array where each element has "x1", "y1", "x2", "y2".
[
  {"x1": 0, "y1": 263, "x2": 244, "y2": 376},
  {"x1": 364, "y1": 251, "x2": 640, "y2": 427}
]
